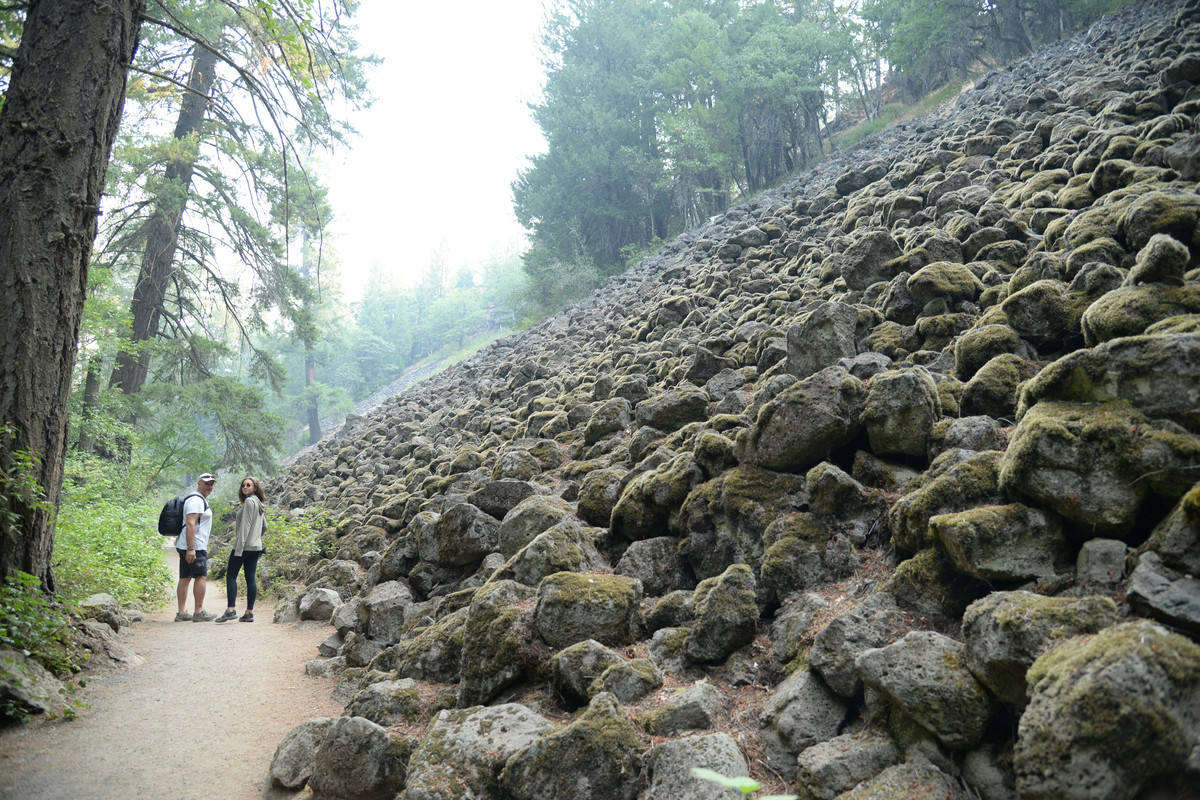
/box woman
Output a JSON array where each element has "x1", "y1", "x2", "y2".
[{"x1": 216, "y1": 477, "x2": 266, "y2": 623}]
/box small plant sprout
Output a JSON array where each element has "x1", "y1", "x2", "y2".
[{"x1": 691, "y1": 767, "x2": 798, "y2": 800}]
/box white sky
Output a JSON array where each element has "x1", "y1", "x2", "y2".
[{"x1": 325, "y1": 0, "x2": 551, "y2": 302}]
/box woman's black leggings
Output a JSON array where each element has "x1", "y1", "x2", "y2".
[{"x1": 226, "y1": 550, "x2": 263, "y2": 610}]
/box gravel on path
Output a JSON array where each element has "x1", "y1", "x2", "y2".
[{"x1": 0, "y1": 603, "x2": 343, "y2": 800}]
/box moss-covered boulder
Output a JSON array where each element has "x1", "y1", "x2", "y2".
[
  {"x1": 551, "y1": 639, "x2": 626, "y2": 704},
  {"x1": 404, "y1": 704, "x2": 558, "y2": 800},
  {"x1": 307, "y1": 716, "x2": 414, "y2": 800},
  {"x1": 1080, "y1": 283, "x2": 1200, "y2": 346},
  {"x1": 863, "y1": 366, "x2": 942, "y2": 458},
  {"x1": 1000, "y1": 400, "x2": 1200, "y2": 537},
  {"x1": 584, "y1": 397, "x2": 632, "y2": 445},
  {"x1": 835, "y1": 762, "x2": 966, "y2": 800},
  {"x1": 808, "y1": 593, "x2": 906, "y2": 697},
  {"x1": 534, "y1": 572, "x2": 643, "y2": 649},
  {"x1": 759, "y1": 512, "x2": 857, "y2": 605},
  {"x1": 960, "y1": 352, "x2": 1040, "y2": 419},
  {"x1": 614, "y1": 536, "x2": 694, "y2": 598},
  {"x1": 1016, "y1": 332, "x2": 1200, "y2": 433},
  {"x1": 1015, "y1": 619, "x2": 1200, "y2": 800},
  {"x1": 371, "y1": 606, "x2": 467, "y2": 683},
  {"x1": 961, "y1": 591, "x2": 1118, "y2": 706},
  {"x1": 737, "y1": 365, "x2": 867, "y2": 473},
  {"x1": 832, "y1": 228, "x2": 903, "y2": 290},
  {"x1": 458, "y1": 580, "x2": 537, "y2": 706},
  {"x1": 610, "y1": 453, "x2": 705, "y2": 541},
  {"x1": 953, "y1": 323, "x2": 1024, "y2": 381},
  {"x1": 931, "y1": 502, "x2": 1070, "y2": 582},
  {"x1": 576, "y1": 466, "x2": 631, "y2": 528},
  {"x1": 589, "y1": 657, "x2": 662, "y2": 704},
  {"x1": 795, "y1": 731, "x2": 902, "y2": 800},
  {"x1": 684, "y1": 563, "x2": 758, "y2": 664},
  {"x1": 634, "y1": 382, "x2": 709, "y2": 432},
  {"x1": 907, "y1": 261, "x2": 986, "y2": 309},
  {"x1": 889, "y1": 450, "x2": 1004, "y2": 554},
  {"x1": 343, "y1": 678, "x2": 425, "y2": 727},
  {"x1": 855, "y1": 630, "x2": 994, "y2": 750},
  {"x1": 498, "y1": 693, "x2": 643, "y2": 800},
  {"x1": 491, "y1": 520, "x2": 609, "y2": 588},
  {"x1": 1120, "y1": 188, "x2": 1200, "y2": 259},
  {"x1": 1143, "y1": 482, "x2": 1200, "y2": 574},
  {"x1": 785, "y1": 301, "x2": 858, "y2": 379},
  {"x1": 422, "y1": 503, "x2": 501, "y2": 567},
  {"x1": 676, "y1": 466, "x2": 807, "y2": 581},
  {"x1": 639, "y1": 680, "x2": 723, "y2": 737}
]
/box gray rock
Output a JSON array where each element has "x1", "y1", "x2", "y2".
[
  {"x1": 856, "y1": 630, "x2": 994, "y2": 750},
  {"x1": 590, "y1": 657, "x2": 662, "y2": 703},
  {"x1": 307, "y1": 715, "x2": 412, "y2": 800},
  {"x1": 863, "y1": 366, "x2": 942, "y2": 458},
  {"x1": 795, "y1": 731, "x2": 901, "y2": 800},
  {"x1": 498, "y1": 693, "x2": 642, "y2": 800},
  {"x1": 499, "y1": 494, "x2": 578, "y2": 556},
  {"x1": 300, "y1": 587, "x2": 341, "y2": 622},
  {"x1": 551, "y1": 639, "x2": 626, "y2": 703},
  {"x1": 930, "y1": 502, "x2": 1070, "y2": 581},
  {"x1": 737, "y1": 366, "x2": 866, "y2": 474},
  {"x1": 962, "y1": 590, "x2": 1119, "y2": 706},
  {"x1": 467, "y1": 479, "x2": 539, "y2": 520},
  {"x1": 759, "y1": 668, "x2": 847, "y2": 780},
  {"x1": 1015, "y1": 619, "x2": 1200, "y2": 800},
  {"x1": 640, "y1": 680, "x2": 723, "y2": 736},
  {"x1": 786, "y1": 301, "x2": 859, "y2": 379},
  {"x1": 534, "y1": 572, "x2": 643, "y2": 649},
  {"x1": 585, "y1": 397, "x2": 633, "y2": 445},
  {"x1": 405, "y1": 704, "x2": 558, "y2": 800},
  {"x1": 458, "y1": 580, "x2": 537, "y2": 706},
  {"x1": 1074, "y1": 538, "x2": 1129, "y2": 586},
  {"x1": 331, "y1": 595, "x2": 367, "y2": 637},
  {"x1": 684, "y1": 564, "x2": 758, "y2": 664},
  {"x1": 634, "y1": 382, "x2": 710, "y2": 432},
  {"x1": 0, "y1": 649, "x2": 69, "y2": 720},
  {"x1": 615, "y1": 536, "x2": 693, "y2": 597},
  {"x1": 1128, "y1": 551, "x2": 1200, "y2": 635},
  {"x1": 809, "y1": 594, "x2": 905, "y2": 697},
  {"x1": 363, "y1": 580, "x2": 412, "y2": 644},
  {"x1": 343, "y1": 678, "x2": 421, "y2": 726},
  {"x1": 644, "y1": 733, "x2": 748, "y2": 800},
  {"x1": 424, "y1": 502, "x2": 501, "y2": 566},
  {"x1": 837, "y1": 762, "x2": 966, "y2": 799},
  {"x1": 493, "y1": 520, "x2": 609, "y2": 587},
  {"x1": 269, "y1": 717, "x2": 335, "y2": 790}
]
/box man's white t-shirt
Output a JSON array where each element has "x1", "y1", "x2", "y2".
[{"x1": 176, "y1": 494, "x2": 213, "y2": 551}]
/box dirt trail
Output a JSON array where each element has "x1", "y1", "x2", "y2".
[{"x1": 0, "y1": 603, "x2": 343, "y2": 800}]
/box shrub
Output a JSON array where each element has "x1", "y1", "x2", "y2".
[{"x1": 53, "y1": 455, "x2": 173, "y2": 609}]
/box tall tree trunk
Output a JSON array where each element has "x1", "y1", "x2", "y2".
[
  {"x1": 305, "y1": 354, "x2": 321, "y2": 445},
  {"x1": 109, "y1": 44, "x2": 217, "y2": 396},
  {"x1": 0, "y1": 0, "x2": 144, "y2": 589},
  {"x1": 78, "y1": 354, "x2": 104, "y2": 454}
]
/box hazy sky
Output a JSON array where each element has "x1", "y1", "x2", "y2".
[{"x1": 325, "y1": 0, "x2": 550, "y2": 301}]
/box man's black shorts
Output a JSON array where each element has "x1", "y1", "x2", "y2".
[{"x1": 177, "y1": 549, "x2": 208, "y2": 579}]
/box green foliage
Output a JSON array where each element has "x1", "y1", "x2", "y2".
[
  {"x1": 0, "y1": 573, "x2": 89, "y2": 678},
  {"x1": 52, "y1": 455, "x2": 173, "y2": 609},
  {"x1": 258, "y1": 508, "x2": 327, "y2": 595},
  {"x1": 691, "y1": 767, "x2": 797, "y2": 800}
]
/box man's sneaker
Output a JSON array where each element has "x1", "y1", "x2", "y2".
[
  {"x1": 214, "y1": 609, "x2": 238, "y2": 623},
  {"x1": 239, "y1": 611, "x2": 255, "y2": 623},
  {"x1": 192, "y1": 609, "x2": 217, "y2": 622},
  {"x1": 173, "y1": 611, "x2": 192, "y2": 622}
]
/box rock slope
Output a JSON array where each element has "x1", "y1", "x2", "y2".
[{"x1": 263, "y1": 2, "x2": 1200, "y2": 798}]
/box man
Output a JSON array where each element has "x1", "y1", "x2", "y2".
[{"x1": 175, "y1": 473, "x2": 217, "y2": 622}]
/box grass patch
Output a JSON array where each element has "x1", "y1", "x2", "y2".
[{"x1": 834, "y1": 80, "x2": 965, "y2": 150}]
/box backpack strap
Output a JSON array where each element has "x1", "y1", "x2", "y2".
[{"x1": 184, "y1": 492, "x2": 209, "y2": 511}]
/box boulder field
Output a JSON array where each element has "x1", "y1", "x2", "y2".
[{"x1": 263, "y1": 2, "x2": 1200, "y2": 798}]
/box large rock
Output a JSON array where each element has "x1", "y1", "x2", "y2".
[
  {"x1": 363, "y1": 580, "x2": 412, "y2": 645},
  {"x1": 498, "y1": 494, "x2": 578, "y2": 557},
  {"x1": 862, "y1": 366, "x2": 942, "y2": 458},
  {"x1": 307, "y1": 715, "x2": 413, "y2": 800},
  {"x1": 610, "y1": 453, "x2": 705, "y2": 542},
  {"x1": 795, "y1": 731, "x2": 901, "y2": 800},
  {"x1": 785, "y1": 301, "x2": 858, "y2": 379},
  {"x1": 808, "y1": 594, "x2": 906, "y2": 697},
  {"x1": 498, "y1": 693, "x2": 642, "y2": 800},
  {"x1": 737, "y1": 366, "x2": 867, "y2": 473},
  {"x1": 684, "y1": 564, "x2": 758, "y2": 664},
  {"x1": 962, "y1": 591, "x2": 1119, "y2": 706},
  {"x1": 459, "y1": 580, "x2": 537, "y2": 706},
  {"x1": 534, "y1": 572, "x2": 643, "y2": 649},
  {"x1": 423, "y1": 502, "x2": 501, "y2": 566},
  {"x1": 404, "y1": 704, "x2": 558, "y2": 800},
  {"x1": 1015, "y1": 619, "x2": 1200, "y2": 800},
  {"x1": 889, "y1": 450, "x2": 1004, "y2": 553},
  {"x1": 1000, "y1": 400, "x2": 1200, "y2": 538},
  {"x1": 759, "y1": 668, "x2": 847, "y2": 780},
  {"x1": 270, "y1": 717, "x2": 335, "y2": 790},
  {"x1": 855, "y1": 630, "x2": 994, "y2": 750},
  {"x1": 930, "y1": 503, "x2": 1070, "y2": 581},
  {"x1": 644, "y1": 733, "x2": 749, "y2": 800}
]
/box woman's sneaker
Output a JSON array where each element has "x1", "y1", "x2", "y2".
[
  {"x1": 192, "y1": 609, "x2": 217, "y2": 622},
  {"x1": 240, "y1": 611, "x2": 255, "y2": 622},
  {"x1": 215, "y1": 609, "x2": 238, "y2": 623}
]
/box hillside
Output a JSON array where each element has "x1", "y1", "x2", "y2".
[{"x1": 261, "y1": 2, "x2": 1200, "y2": 798}]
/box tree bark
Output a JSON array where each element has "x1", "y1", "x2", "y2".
[
  {"x1": 0, "y1": 0, "x2": 145, "y2": 589},
  {"x1": 306, "y1": 354, "x2": 321, "y2": 445},
  {"x1": 109, "y1": 44, "x2": 217, "y2": 396}
]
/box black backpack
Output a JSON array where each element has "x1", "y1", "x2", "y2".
[{"x1": 158, "y1": 492, "x2": 208, "y2": 536}]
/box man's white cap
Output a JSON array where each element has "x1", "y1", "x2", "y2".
[{"x1": 198, "y1": 473, "x2": 216, "y2": 482}]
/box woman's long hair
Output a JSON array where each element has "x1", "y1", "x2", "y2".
[{"x1": 239, "y1": 476, "x2": 266, "y2": 503}]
